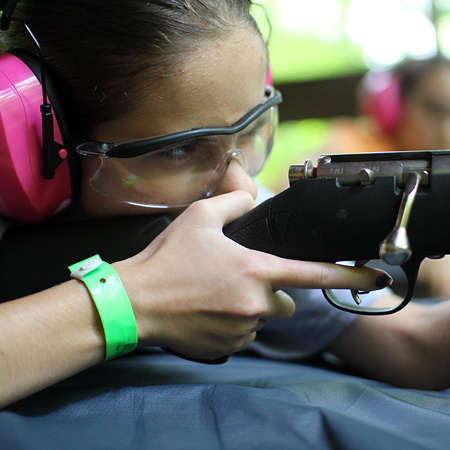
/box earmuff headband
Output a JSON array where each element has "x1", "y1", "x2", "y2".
[
  {"x1": 11, "y1": 17, "x2": 67, "y2": 179},
  {"x1": 0, "y1": 0, "x2": 19, "y2": 31}
]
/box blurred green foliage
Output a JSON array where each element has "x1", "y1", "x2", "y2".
[
  {"x1": 257, "y1": 119, "x2": 330, "y2": 193},
  {"x1": 254, "y1": 0, "x2": 366, "y2": 192},
  {"x1": 260, "y1": 0, "x2": 367, "y2": 83},
  {"x1": 255, "y1": 0, "x2": 450, "y2": 193}
]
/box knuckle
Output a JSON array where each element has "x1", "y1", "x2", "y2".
[
  {"x1": 240, "y1": 332, "x2": 257, "y2": 350},
  {"x1": 232, "y1": 297, "x2": 262, "y2": 318},
  {"x1": 240, "y1": 298, "x2": 266, "y2": 318},
  {"x1": 186, "y1": 198, "x2": 210, "y2": 217},
  {"x1": 234, "y1": 189, "x2": 255, "y2": 206},
  {"x1": 225, "y1": 332, "x2": 256, "y2": 355},
  {"x1": 237, "y1": 270, "x2": 271, "y2": 318},
  {"x1": 215, "y1": 337, "x2": 245, "y2": 357},
  {"x1": 317, "y1": 265, "x2": 333, "y2": 287}
]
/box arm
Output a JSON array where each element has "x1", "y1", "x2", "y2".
[
  {"x1": 0, "y1": 191, "x2": 388, "y2": 408},
  {"x1": 415, "y1": 256, "x2": 450, "y2": 298},
  {"x1": 329, "y1": 295, "x2": 450, "y2": 390},
  {"x1": 0, "y1": 281, "x2": 105, "y2": 407}
]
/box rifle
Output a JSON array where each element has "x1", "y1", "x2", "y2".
[
  {"x1": 1, "y1": 150, "x2": 448, "y2": 314},
  {"x1": 225, "y1": 149, "x2": 450, "y2": 314}
]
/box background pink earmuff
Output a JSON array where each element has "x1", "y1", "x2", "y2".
[{"x1": 357, "y1": 70, "x2": 404, "y2": 135}]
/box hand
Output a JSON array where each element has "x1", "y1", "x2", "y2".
[{"x1": 114, "y1": 191, "x2": 391, "y2": 360}]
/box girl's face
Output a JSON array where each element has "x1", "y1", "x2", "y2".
[{"x1": 80, "y1": 28, "x2": 268, "y2": 217}]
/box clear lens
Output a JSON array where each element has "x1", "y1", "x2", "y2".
[{"x1": 88, "y1": 106, "x2": 276, "y2": 208}]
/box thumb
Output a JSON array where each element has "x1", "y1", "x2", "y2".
[{"x1": 263, "y1": 290, "x2": 296, "y2": 320}]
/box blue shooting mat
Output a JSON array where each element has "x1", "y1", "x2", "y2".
[{"x1": 1, "y1": 351, "x2": 450, "y2": 450}]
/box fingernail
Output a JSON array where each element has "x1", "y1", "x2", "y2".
[{"x1": 376, "y1": 273, "x2": 393, "y2": 288}]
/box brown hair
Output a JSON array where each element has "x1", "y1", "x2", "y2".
[
  {"x1": 1, "y1": 0, "x2": 263, "y2": 134},
  {"x1": 394, "y1": 55, "x2": 450, "y2": 101}
]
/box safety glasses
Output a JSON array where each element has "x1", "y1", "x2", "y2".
[{"x1": 76, "y1": 87, "x2": 282, "y2": 208}]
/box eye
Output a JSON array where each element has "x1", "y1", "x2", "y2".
[
  {"x1": 157, "y1": 142, "x2": 198, "y2": 161},
  {"x1": 142, "y1": 138, "x2": 224, "y2": 173}
]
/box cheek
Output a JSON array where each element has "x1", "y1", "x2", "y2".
[
  {"x1": 80, "y1": 186, "x2": 170, "y2": 218},
  {"x1": 397, "y1": 109, "x2": 436, "y2": 149},
  {"x1": 79, "y1": 157, "x2": 186, "y2": 218},
  {"x1": 79, "y1": 158, "x2": 144, "y2": 217}
]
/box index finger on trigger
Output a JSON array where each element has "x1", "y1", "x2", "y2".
[{"x1": 265, "y1": 256, "x2": 392, "y2": 292}]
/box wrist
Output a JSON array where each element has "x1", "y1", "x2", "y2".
[
  {"x1": 111, "y1": 259, "x2": 164, "y2": 348},
  {"x1": 69, "y1": 255, "x2": 138, "y2": 360}
]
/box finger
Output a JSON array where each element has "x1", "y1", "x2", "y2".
[
  {"x1": 251, "y1": 318, "x2": 268, "y2": 332},
  {"x1": 237, "y1": 331, "x2": 257, "y2": 352},
  {"x1": 135, "y1": 190, "x2": 255, "y2": 260},
  {"x1": 264, "y1": 256, "x2": 392, "y2": 292},
  {"x1": 189, "y1": 190, "x2": 255, "y2": 227},
  {"x1": 263, "y1": 290, "x2": 295, "y2": 320}
]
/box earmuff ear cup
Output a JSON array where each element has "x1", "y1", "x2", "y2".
[
  {"x1": 357, "y1": 70, "x2": 404, "y2": 135},
  {"x1": 265, "y1": 66, "x2": 273, "y2": 87},
  {"x1": 0, "y1": 51, "x2": 73, "y2": 223}
]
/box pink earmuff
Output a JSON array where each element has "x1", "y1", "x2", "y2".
[
  {"x1": 0, "y1": 56, "x2": 271, "y2": 224},
  {"x1": 265, "y1": 66, "x2": 273, "y2": 87},
  {"x1": 358, "y1": 70, "x2": 404, "y2": 135},
  {"x1": 0, "y1": 52, "x2": 71, "y2": 223}
]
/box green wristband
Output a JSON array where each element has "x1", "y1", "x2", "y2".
[{"x1": 69, "y1": 254, "x2": 138, "y2": 361}]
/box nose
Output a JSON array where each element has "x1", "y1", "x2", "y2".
[{"x1": 213, "y1": 157, "x2": 258, "y2": 200}]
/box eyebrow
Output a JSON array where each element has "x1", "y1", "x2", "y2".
[{"x1": 76, "y1": 88, "x2": 281, "y2": 158}]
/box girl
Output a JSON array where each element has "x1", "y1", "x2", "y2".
[{"x1": 0, "y1": 1, "x2": 448, "y2": 411}]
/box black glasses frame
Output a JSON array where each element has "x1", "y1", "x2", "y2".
[{"x1": 77, "y1": 87, "x2": 282, "y2": 159}]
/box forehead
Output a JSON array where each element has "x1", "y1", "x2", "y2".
[
  {"x1": 91, "y1": 28, "x2": 268, "y2": 142},
  {"x1": 176, "y1": 28, "x2": 268, "y2": 124}
]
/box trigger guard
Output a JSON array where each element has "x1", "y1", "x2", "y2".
[
  {"x1": 322, "y1": 257, "x2": 423, "y2": 315},
  {"x1": 351, "y1": 259, "x2": 372, "y2": 305}
]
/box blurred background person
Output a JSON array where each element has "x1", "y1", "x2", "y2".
[
  {"x1": 317, "y1": 55, "x2": 450, "y2": 298},
  {"x1": 322, "y1": 56, "x2": 450, "y2": 156}
]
